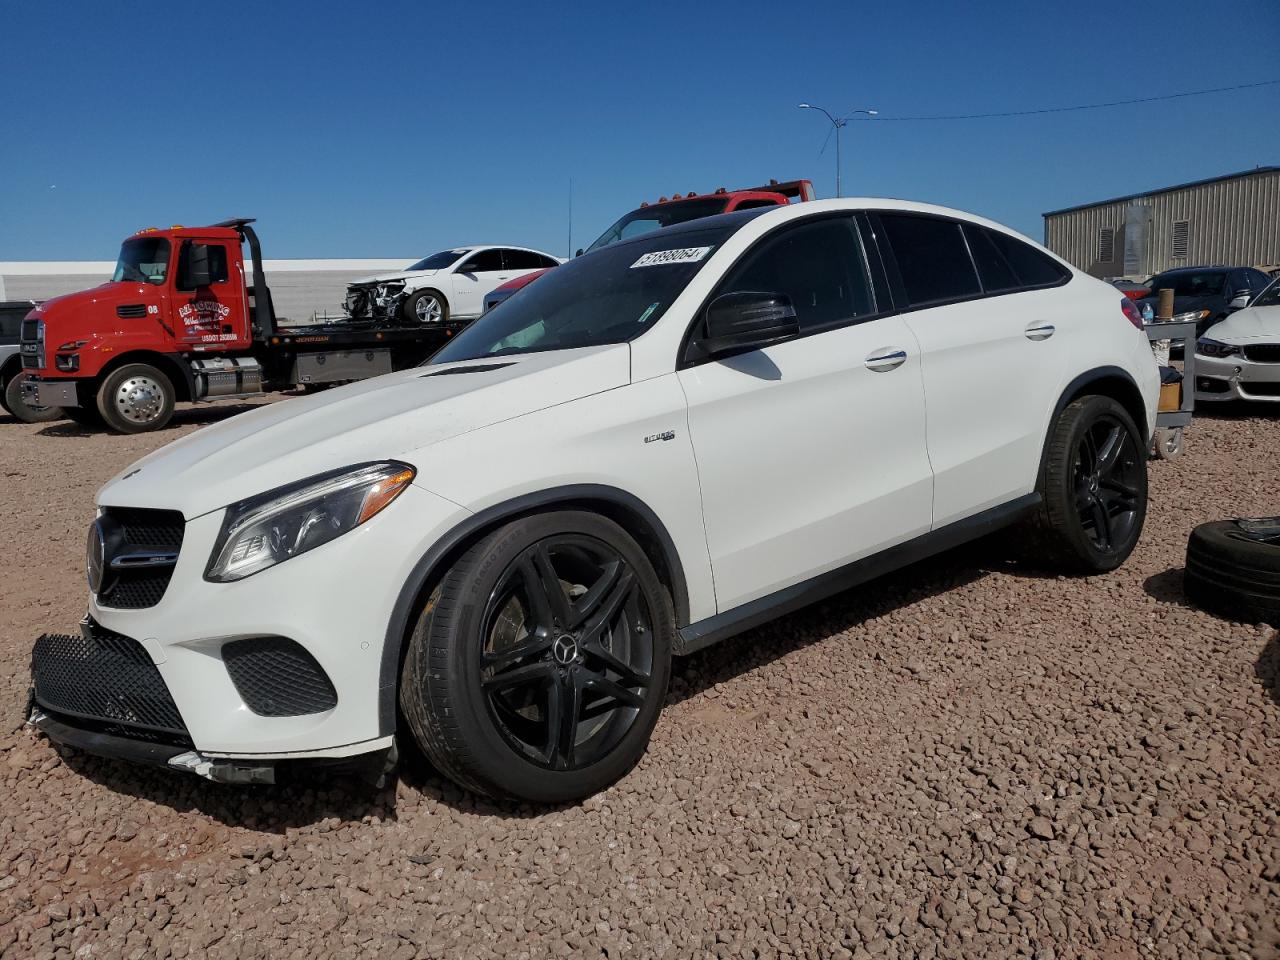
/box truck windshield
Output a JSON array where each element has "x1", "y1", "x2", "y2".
[
  {"x1": 404, "y1": 250, "x2": 466, "y2": 272},
  {"x1": 431, "y1": 225, "x2": 735, "y2": 363},
  {"x1": 112, "y1": 238, "x2": 171, "y2": 285},
  {"x1": 585, "y1": 197, "x2": 730, "y2": 253}
]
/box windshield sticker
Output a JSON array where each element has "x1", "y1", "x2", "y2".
[
  {"x1": 631, "y1": 246, "x2": 712, "y2": 269},
  {"x1": 636, "y1": 302, "x2": 659, "y2": 325}
]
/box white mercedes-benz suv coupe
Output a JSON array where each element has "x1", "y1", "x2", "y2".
[
  {"x1": 344, "y1": 246, "x2": 562, "y2": 324},
  {"x1": 31, "y1": 199, "x2": 1159, "y2": 803}
]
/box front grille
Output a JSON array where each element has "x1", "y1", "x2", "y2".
[
  {"x1": 1243, "y1": 344, "x2": 1280, "y2": 363},
  {"x1": 96, "y1": 507, "x2": 185, "y2": 610},
  {"x1": 223, "y1": 637, "x2": 338, "y2": 716},
  {"x1": 32, "y1": 621, "x2": 189, "y2": 738},
  {"x1": 21, "y1": 318, "x2": 38, "y2": 341},
  {"x1": 116, "y1": 304, "x2": 147, "y2": 319}
]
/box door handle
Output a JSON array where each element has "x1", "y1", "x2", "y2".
[
  {"x1": 864, "y1": 349, "x2": 907, "y2": 372},
  {"x1": 1024, "y1": 323, "x2": 1056, "y2": 341}
]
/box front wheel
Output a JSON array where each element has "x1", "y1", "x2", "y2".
[
  {"x1": 96, "y1": 364, "x2": 176, "y2": 433},
  {"x1": 3, "y1": 371, "x2": 64, "y2": 423},
  {"x1": 400, "y1": 511, "x2": 673, "y2": 803},
  {"x1": 1031, "y1": 395, "x2": 1148, "y2": 574},
  {"x1": 401, "y1": 289, "x2": 447, "y2": 326}
]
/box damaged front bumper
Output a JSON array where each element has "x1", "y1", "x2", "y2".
[{"x1": 344, "y1": 281, "x2": 407, "y2": 321}]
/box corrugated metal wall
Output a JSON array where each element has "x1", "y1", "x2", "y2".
[{"x1": 1044, "y1": 169, "x2": 1280, "y2": 277}]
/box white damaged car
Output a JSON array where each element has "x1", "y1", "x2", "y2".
[
  {"x1": 1195, "y1": 278, "x2": 1280, "y2": 402},
  {"x1": 344, "y1": 246, "x2": 562, "y2": 324}
]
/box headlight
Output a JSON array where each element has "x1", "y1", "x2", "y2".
[
  {"x1": 1196, "y1": 338, "x2": 1242, "y2": 359},
  {"x1": 205, "y1": 462, "x2": 415, "y2": 582}
]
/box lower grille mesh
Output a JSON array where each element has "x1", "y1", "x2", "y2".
[
  {"x1": 223, "y1": 637, "x2": 338, "y2": 717},
  {"x1": 32, "y1": 623, "x2": 188, "y2": 736}
]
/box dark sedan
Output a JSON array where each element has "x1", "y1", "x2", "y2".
[{"x1": 1140, "y1": 265, "x2": 1274, "y2": 334}]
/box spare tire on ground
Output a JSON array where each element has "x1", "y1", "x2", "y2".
[{"x1": 1185, "y1": 518, "x2": 1280, "y2": 626}]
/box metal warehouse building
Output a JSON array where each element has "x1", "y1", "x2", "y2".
[{"x1": 1043, "y1": 166, "x2": 1280, "y2": 279}]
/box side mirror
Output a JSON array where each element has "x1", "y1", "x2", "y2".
[
  {"x1": 575, "y1": 248, "x2": 584, "y2": 258},
  {"x1": 692, "y1": 291, "x2": 799, "y2": 361},
  {"x1": 1229, "y1": 289, "x2": 1251, "y2": 310},
  {"x1": 180, "y1": 243, "x2": 213, "y2": 288}
]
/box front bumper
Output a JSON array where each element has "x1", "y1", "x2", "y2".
[
  {"x1": 30, "y1": 483, "x2": 468, "y2": 775},
  {"x1": 1194, "y1": 352, "x2": 1280, "y2": 402},
  {"x1": 24, "y1": 377, "x2": 80, "y2": 408}
]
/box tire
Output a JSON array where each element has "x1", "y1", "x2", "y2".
[
  {"x1": 401, "y1": 289, "x2": 447, "y2": 326},
  {"x1": 1185, "y1": 519, "x2": 1280, "y2": 626},
  {"x1": 1029, "y1": 395, "x2": 1148, "y2": 574},
  {"x1": 400, "y1": 510, "x2": 673, "y2": 803},
  {"x1": 3, "y1": 371, "x2": 64, "y2": 423},
  {"x1": 96, "y1": 363, "x2": 176, "y2": 433}
]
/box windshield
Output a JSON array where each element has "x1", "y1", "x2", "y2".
[
  {"x1": 431, "y1": 225, "x2": 735, "y2": 363},
  {"x1": 1148, "y1": 270, "x2": 1227, "y2": 298},
  {"x1": 1253, "y1": 277, "x2": 1280, "y2": 308},
  {"x1": 404, "y1": 250, "x2": 467, "y2": 272},
  {"x1": 585, "y1": 197, "x2": 730, "y2": 253},
  {"x1": 112, "y1": 238, "x2": 171, "y2": 285}
]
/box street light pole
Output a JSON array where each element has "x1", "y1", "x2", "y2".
[{"x1": 798, "y1": 103, "x2": 878, "y2": 198}]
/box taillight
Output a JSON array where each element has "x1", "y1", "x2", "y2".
[{"x1": 1120, "y1": 297, "x2": 1144, "y2": 330}]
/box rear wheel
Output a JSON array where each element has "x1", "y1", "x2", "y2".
[
  {"x1": 400, "y1": 511, "x2": 673, "y2": 803},
  {"x1": 96, "y1": 363, "x2": 176, "y2": 433},
  {"x1": 3, "y1": 371, "x2": 64, "y2": 423},
  {"x1": 1031, "y1": 395, "x2": 1148, "y2": 573}
]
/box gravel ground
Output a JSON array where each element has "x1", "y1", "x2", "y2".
[{"x1": 1, "y1": 399, "x2": 1277, "y2": 960}]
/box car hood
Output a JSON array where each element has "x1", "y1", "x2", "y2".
[
  {"x1": 349, "y1": 269, "x2": 442, "y2": 285},
  {"x1": 30, "y1": 282, "x2": 155, "y2": 318},
  {"x1": 98, "y1": 344, "x2": 632, "y2": 518},
  {"x1": 1202, "y1": 305, "x2": 1280, "y2": 343}
]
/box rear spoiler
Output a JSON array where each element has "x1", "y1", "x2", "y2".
[{"x1": 736, "y1": 179, "x2": 816, "y2": 202}]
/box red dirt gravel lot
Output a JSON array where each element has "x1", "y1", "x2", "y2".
[{"x1": 1, "y1": 399, "x2": 1278, "y2": 959}]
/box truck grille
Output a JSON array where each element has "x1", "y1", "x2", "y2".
[
  {"x1": 20, "y1": 318, "x2": 43, "y2": 370},
  {"x1": 223, "y1": 637, "x2": 338, "y2": 716},
  {"x1": 31, "y1": 620, "x2": 190, "y2": 741},
  {"x1": 1243, "y1": 344, "x2": 1280, "y2": 364},
  {"x1": 96, "y1": 507, "x2": 185, "y2": 610}
]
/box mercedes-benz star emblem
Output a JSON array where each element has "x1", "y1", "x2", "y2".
[{"x1": 552, "y1": 635, "x2": 579, "y2": 665}]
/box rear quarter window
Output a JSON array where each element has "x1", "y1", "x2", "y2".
[{"x1": 988, "y1": 231, "x2": 1070, "y2": 288}]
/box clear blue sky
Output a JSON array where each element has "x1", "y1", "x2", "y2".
[{"x1": 3, "y1": 0, "x2": 1277, "y2": 261}]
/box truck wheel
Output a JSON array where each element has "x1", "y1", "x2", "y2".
[
  {"x1": 96, "y1": 364, "x2": 176, "y2": 433},
  {"x1": 1028, "y1": 395, "x2": 1148, "y2": 574},
  {"x1": 3, "y1": 371, "x2": 65, "y2": 424},
  {"x1": 400, "y1": 510, "x2": 673, "y2": 803},
  {"x1": 402, "y1": 289, "x2": 447, "y2": 325}
]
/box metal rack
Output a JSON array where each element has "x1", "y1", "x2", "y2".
[{"x1": 1143, "y1": 316, "x2": 1197, "y2": 459}]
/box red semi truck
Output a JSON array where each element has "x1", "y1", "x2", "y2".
[{"x1": 21, "y1": 219, "x2": 469, "y2": 433}]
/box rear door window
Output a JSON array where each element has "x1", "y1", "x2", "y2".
[
  {"x1": 503, "y1": 249, "x2": 549, "y2": 271},
  {"x1": 878, "y1": 214, "x2": 981, "y2": 306},
  {"x1": 716, "y1": 216, "x2": 875, "y2": 334}
]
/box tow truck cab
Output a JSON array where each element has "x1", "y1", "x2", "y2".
[{"x1": 22, "y1": 219, "x2": 463, "y2": 433}]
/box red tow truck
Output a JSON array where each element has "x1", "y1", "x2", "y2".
[
  {"x1": 21, "y1": 219, "x2": 469, "y2": 433},
  {"x1": 483, "y1": 178, "x2": 816, "y2": 311}
]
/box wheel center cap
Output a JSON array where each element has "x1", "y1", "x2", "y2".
[{"x1": 552, "y1": 635, "x2": 578, "y2": 665}]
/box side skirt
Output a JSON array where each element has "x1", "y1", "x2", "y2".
[{"x1": 675, "y1": 493, "x2": 1041, "y2": 655}]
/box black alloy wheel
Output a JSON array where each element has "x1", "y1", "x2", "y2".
[
  {"x1": 1029, "y1": 395, "x2": 1148, "y2": 574},
  {"x1": 400, "y1": 510, "x2": 673, "y2": 803},
  {"x1": 480, "y1": 536, "x2": 653, "y2": 771},
  {"x1": 1071, "y1": 414, "x2": 1143, "y2": 554}
]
